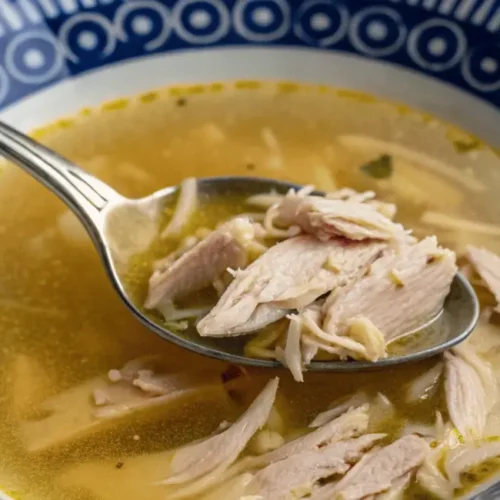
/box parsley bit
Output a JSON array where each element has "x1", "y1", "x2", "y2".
[{"x1": 360, "y1": 154, "x2": 393, "y2": 179}]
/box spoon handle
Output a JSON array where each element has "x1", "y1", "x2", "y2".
[{"x1": 0, "y1": 120, "x2": 123, "y2": 229}]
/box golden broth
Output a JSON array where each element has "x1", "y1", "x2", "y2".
[{"x1": 0, "y1": 82, "x2": 499, "y2": 499}]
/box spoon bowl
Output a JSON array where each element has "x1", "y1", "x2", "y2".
[{"x1": 0, "y1": 120, "x2": 479, "y2": 371}]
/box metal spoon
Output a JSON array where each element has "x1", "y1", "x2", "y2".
[{"x1": 0, "y1": 120, "x2": 479, "y2": 372}]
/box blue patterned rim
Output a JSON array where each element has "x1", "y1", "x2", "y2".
[{"x1": 0, "y1": 0, "x2": 500, "y2": 110}]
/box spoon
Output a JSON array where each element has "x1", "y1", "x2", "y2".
[{"x1": 0, "y1": 120, "x2": 479, "y2": 372}]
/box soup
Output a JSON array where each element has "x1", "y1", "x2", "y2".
[
  {"x1": 128, "y1": 178, "x2": 456, "y2": 370},
  {"x1": 1, "y1": 82, "x2": 500, "y2": 499}
]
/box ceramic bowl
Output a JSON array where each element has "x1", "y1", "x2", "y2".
[{"x1": 1, "y1": 0, "x2": 500, "y2": 498}]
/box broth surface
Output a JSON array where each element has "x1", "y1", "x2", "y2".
[{"x1": 0, "y1": 82, "x2": 500, "y2": 499}]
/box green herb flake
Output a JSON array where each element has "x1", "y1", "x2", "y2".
[
  {"x1": 360, "y1": 154, "x2": 393, "y2": 179},
  {"x1": 452, "y1": 139, "x2": 481, "y2": 154}
]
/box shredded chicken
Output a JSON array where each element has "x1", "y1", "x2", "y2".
[
  {"x1": 444, "y1": 350, "x2": 490, "y2": 440},
  {"x1": 274, "y1": 190, "x2": 407, "y2": 242},
  {"x1": 161, "y1": 177, "x2": 197, "y2": 239},
  {"x1": 416, "y1": 424, "x2": 461, "y2": 499},
  {"x1": 197, "y1": 237, "x2": 385, "y2": 337},
  {"x1": 142, "y1": 180, "x2": 463, "y2": 378},
  {"x1": 216, "y1": 402, "x2": 372, "y2": 490},
  {"x1": 159, "y1": 378, "x2": 278, "y2": 486},
  {"x1": 146, "y1": 218, "x2": 251, "y2": 309},
  {"x1": 347, "y1": 317, "x2": 387, "y2": 360},
  {"x1": 467, "y1": 245, "x2": 500, "y2": 312},
  {"x1": 282, "y1": 315, "x2": 304, "y2": 382},
  {"x1": 247, "y1": 186, "x2": 380, "y2": 211},
  {"x1": 249, "y1": 434, "x2": 385, "y2": 500},
  {"x1": 95, "y1": 364, "x2": 224, "y2": 419},
  {"x1": 259, "y1": 404, "x2": 370, "y2": 467},
  {"x1": 21, "y1": 359, "x2": 228, "y2": 452},
  {"x1": 453, "y1": 343, "x2": 498, "y2": 412},
  {"x1": 300, "y1": 309, "x2": 384, "y2": 362},
  {"x1": 311, "y1": 435, "x2": 428, "y2": 500},
  {"x1": 100, "y1": 180, "x2": 500, "y2": 500},
  {"x1": 323, "y1": 237, "x2": 457, "y2": 344},
  {"x1": 162, "y1": 395, "x2": 370, "y2": 500},
  {"x1": 405, "y1": 362, "x2": 443, "y2": 404}
]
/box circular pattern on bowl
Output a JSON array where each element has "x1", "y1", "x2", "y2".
[{"x1": 1, "y1": 0, "x2": 500, "y2": 110}]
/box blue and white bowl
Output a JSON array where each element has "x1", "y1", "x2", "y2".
[
  {"x1": 1, "y1": 1, "x2": 500, "y2": 498},
  {"x1": 0, "y1": 0, "x2": 500, "y2": 144}
]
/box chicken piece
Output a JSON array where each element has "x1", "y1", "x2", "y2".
[
  {"x1": 105, "y1": 357, "x2": 220, "y2": 398},
  {"x1": 467, "y1": 245, "x2": 500, "y2": 312},
  {"x1": 284, "y1": 300, "x2": 377, "y2": 376},
  {"x1": 453, "y1": 343, "x2": 498, "y2": 411},
  {"x1": 94, "y1": 370, "x2": 222, "y2": 419},
  {"x1": 405, "y1": 362, "x2": 443, "y2": 404},
  {"x1": 95, "y1": 358, "x2": 226, "y2": 419},
  {"x1": 300, "y1": 307, "x2": 386, "y2": 362},
  {"x1": 21, "y1": 359, "x2": 227, "y2": 452},
  {"x1": 256, "y1": 404, "x2": 370, "y2": 467},
  {"x1": 106, "y1": 356, "x2": 159, "y2": 383},
  {"x1": 282, "y1": 315, "x2": 304, "y2": 382},
  {"x1": 444, "y1": 351, "x2": 489, "y2": 440},
  {"x1": 197, "y1": 237, "x2": 386, "y2": 337},
  {"x1": 299, "y1": 305, "x2": 324, "y2": 364},
  {"x1": 346, "y1": 317, "x2": 387, "y2": 360},
  {"x1": 145, "y1": 218, "x2": 252, "y2": 309},
  {"x1": 165, "y1": 404, "x2": 371, "y2": 500},
  {"x1": 323, "y1": 237, "x2": 456, "y2": 343},
  {"x1": 160, "y1": 378, "x2": 278, "y2": 486},
  {"x1": 251, "y1": 450, "x2": 347, "y2": 500},
  {"x1": 232, "y1": 303, "x2": 289, "y2": 334},
  {"x1": 131, "y1": 369, "x2": 204, "y2": 396},
  {"x1": 274, "y1": 190, "x2": 406, "y2": 241},
  {"x1": 161, "y1": 177, "x2": 197, "y2": 239},
  {"x1": 312, "y1": 435, "x2": 428, "y2": 500},
  {"x1": 249, "y1": 434, "x2": 385, "y2": 500},
  {"x1": 248, "y1": 187, "x2": 375, "y2": 210}
]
